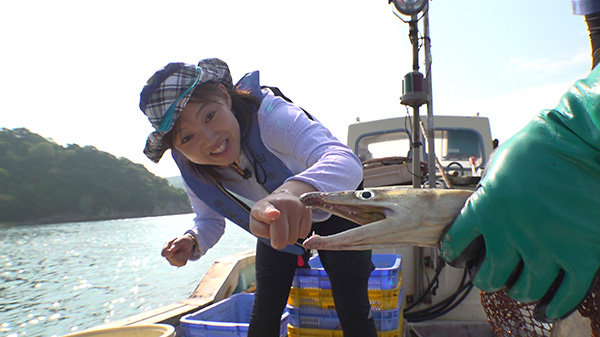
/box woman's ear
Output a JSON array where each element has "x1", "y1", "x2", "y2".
[{"x1": 218, "y1": 83, "x2": 232, "y2": 109}]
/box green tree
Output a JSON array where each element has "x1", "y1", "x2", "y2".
[{"x1": 0, "y1": 128, "x2": 191, "y2": 224}]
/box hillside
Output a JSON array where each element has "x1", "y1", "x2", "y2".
[
  {"x1": 0, "y1": 128, "x2": 192, "y2": 225},
  {"x1": 166, "y1": 176, "x2": 186, "y2": 190}
]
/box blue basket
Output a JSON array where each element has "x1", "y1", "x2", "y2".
[
  {"x1": 180, "y1": 293, "x2": 288, "y2": 337},
  {"x1": 293, "y1": 254, "x2": 402, "y2": 290},
  {"x1": 286, "y1": 305, "x2": 401, "y2": 331}
]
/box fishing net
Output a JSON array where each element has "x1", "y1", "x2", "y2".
[
  {"x1": 579, "y1": 280, "x2": 600, "y2": 337},
  {"x1": 480, "y1": 279, "x2": 600, "y2": 337}
]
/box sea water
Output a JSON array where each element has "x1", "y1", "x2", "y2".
[{"x1": 0, "y1": 214, "x2": 255, "y2": 337}]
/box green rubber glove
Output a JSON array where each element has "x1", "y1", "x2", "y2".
[{"x1": 441, "y1": 66, "x2": 600, "y2": 322}]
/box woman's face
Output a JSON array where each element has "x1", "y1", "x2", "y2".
[{"x1": 172, "y1": 84, "x2": 241, "y2": 166}]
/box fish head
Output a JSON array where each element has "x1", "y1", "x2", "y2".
[
  {"x1": 300, "y1": 187, "x2": 473, "y2": 250},
  {"x1": 300, "y1": 186, "x2": 415, "y2": 226}
]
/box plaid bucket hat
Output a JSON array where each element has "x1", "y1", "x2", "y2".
[{"x1": 139, "y1": 58, "x2": 233, "y2": 163}]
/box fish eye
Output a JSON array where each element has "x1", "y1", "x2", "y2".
[{"x1": 356, "y1": 190, "x2": 375, "y2": 200}]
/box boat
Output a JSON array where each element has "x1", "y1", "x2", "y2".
[
  {"x1": 70, "y1": 106, "x2": 499, "y2": 336},
  {"x1": 65, "y1": 2, "x2": 498, "y2": 336},
  {"x1": 66, "y1": 2, "x2": 594, "y2": 336}
]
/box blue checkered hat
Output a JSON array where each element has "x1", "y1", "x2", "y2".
[{"x1": 139, "y1": 58, "x2": 233, "y2": 163}]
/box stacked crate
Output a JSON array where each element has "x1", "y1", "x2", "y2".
[
  {"x1": 180, "y1": 293, "x2": 289, "y2": 337},
  {"x1": 287, "y1": 254, "x2": 403, "y2": 337}
]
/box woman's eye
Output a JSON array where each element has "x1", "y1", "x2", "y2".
[
  {"x1": 180, "y1": 135, "x2": 192, "y2": 144},
  {"x1": 205, "y1": 111, "x2": 216, "y2": 123}
]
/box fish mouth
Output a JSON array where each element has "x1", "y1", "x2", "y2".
[{"x1": 300, "y1": 193, "x2": 388, "y2": 226}]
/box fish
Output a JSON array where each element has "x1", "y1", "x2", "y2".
[
  {"x1": 551, "y1": 311, "x2": 592, "y2": 337},
  {"x1": 300, "y1": 187, "x2": 473, "y2": 250}
]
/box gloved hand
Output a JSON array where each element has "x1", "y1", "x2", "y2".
[{"x1": 440, "y1": 66, "x2": 600, "y2": 322}]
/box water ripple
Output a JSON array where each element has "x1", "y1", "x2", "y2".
[{"x1": 0, "y1": 214, "x2": 254, "y2": 336}]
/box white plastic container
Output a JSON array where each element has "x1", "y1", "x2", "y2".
[{"x1": 62, "y1": 324, "x2": 175, "y2": 337}]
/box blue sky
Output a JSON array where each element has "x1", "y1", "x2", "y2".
[{"x1": 0, "y1": 0, "x2": 591, "y2": 177}]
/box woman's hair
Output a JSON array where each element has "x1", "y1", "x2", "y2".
[{"x1": 162, "y1": 81, "x2": 260, "y2": 182}]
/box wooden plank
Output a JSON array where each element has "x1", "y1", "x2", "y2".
[
  {"x1": 91, "y1": 302, "x2": 195, "y2": 329},
  {"x1": 184, "y1": 249, "x2": 256, "y2": 305}
]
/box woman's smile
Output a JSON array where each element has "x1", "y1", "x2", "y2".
[{"x1": 210, "y1": 140, "x2": 228, "y2": 156}]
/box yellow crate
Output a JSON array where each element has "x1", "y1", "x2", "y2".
[
  {"x1": 399, "y1": 302, "x2": 404, "y2": 335},
  {"x1": 287, "y1": 325, "x2": 401, "y2": 337},
  {"x1": 288, "y1": 283, "x2": 402, "y2": 311}
]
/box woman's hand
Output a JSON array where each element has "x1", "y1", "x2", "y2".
[
  {"x1": 250, "y1": 181, "x2": 315, "y2": 250},
  {"x1": 161, "y1": 234, "x2": 196, "y2": 267}
]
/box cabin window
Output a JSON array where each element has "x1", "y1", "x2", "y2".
[
  {"x1": 356, "y1": 131, "x2": 412, "y2": 162},
  {"x1": 435, "y1": 129, "x2": 484, "y2": 163},
  {"x1": 354, "y1": 128, "x2": 485, "y2": 170}
]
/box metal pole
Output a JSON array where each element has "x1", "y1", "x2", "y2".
[
  {"x1": 412, "y1": 109, "x2": 421, "y2": 188},
  {"x1": 410, "y1": 16, "x2": 421, "y2": 189},
  {"x1": 424, "y1": 6, "x2": 436, "y2": 189},
  {"x1": 408, "y1": 14, "x2": 424, "y2": 300}
]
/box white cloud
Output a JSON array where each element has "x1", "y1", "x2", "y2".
[{"x1": 509, "y1": 50, "x2": 590, "y2": 74}]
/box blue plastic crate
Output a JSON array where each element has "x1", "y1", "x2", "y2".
[
  {"x1": 293, "y1": 254, "x2": 402, "y2": 290},
  {"x1": 286, "y1": 305, "x2": 401, "y2": 331},
  {"x1": 180, "y1": 293, "x2": 288, "y2": 337}
]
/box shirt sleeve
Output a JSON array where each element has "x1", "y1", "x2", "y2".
[
  {"x1": 572, "y1": 0, "x2": 600, "y2": 15},
  {"x1": 183, "y1": 182, "x2": 226, "y2": 260},
  {"x1": 257, "y1": 92, "x2": 363, "y2": 193}
]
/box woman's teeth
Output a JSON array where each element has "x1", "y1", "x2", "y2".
[{"x1": 211, "y1": 141, "x2": 227, "y2": 155}]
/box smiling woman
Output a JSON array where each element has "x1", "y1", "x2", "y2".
[{"x1": 136, "y1": 58, "x2": 377, "y2": 337}]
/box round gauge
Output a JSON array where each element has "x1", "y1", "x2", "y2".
[{"x1": 390, "y1": 0, "x2": 427, "y2": 15}]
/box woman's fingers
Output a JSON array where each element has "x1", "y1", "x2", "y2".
[
  {"x1": 269, "y1": 216, "x2": 290, "y2": 250},
  {"x1": 250, "y1": 205, "x2": 280, "y2": 238},
  {"x1": 161, "y1": 237, "x2": 177, "y2": 257},
  {"x1": 161, "y1": 236, "x2": 190, "y2": 267},
  {"x1": 250, "y1": 198, "x2": 312, "y2": 250}
]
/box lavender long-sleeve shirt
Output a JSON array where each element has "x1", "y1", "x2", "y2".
[
  {"x1": 183, "y1": 89, "x2": 363, "y2": 258},
  {"x1": 572, "y1": 0, "x2": 600, "y2": 15}
]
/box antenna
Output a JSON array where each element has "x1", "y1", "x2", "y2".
[
  {"x1": 389, "y1": 0, "x2": 434, "y2": 307},
  {"x1": 390, "y1": 0, "x2": 430, "y2": 188}
]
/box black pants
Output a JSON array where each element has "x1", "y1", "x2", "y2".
[{"x1": 247, "y1": 215, "x2": 378, "y2": 337}]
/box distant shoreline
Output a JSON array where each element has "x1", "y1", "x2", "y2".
[{"x1": 0, "y1": 210, "x2": 194, "y2": 228}]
